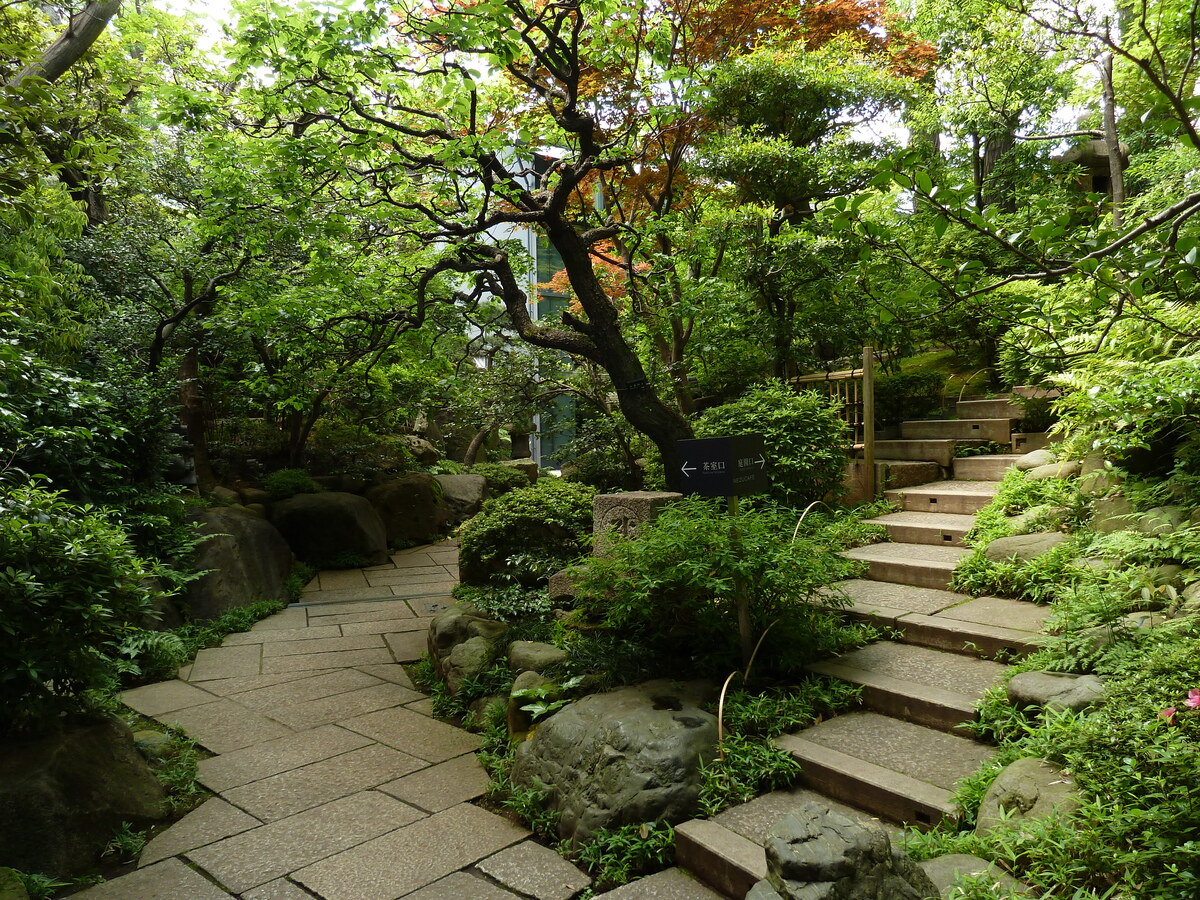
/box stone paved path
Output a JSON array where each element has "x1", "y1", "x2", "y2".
[{"x1": 95, "y1": 539, "x2": 602, "y2": 900}]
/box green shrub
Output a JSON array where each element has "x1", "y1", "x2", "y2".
[
  {"x1": 873, "y1": 371, "x2": 946, "y2": 427},
  {"x1": 694, "y1": 381, "x2": 850, "y2": 505},
  {"x1": 0, "y1": 482, "x2": 164, "y2": 734},
  {"x1": 264, "y1": 467, "x2": 321, "y2": 500},
  {"x1": 457, "y1": 478, "x2": 596, "y2": 586},
  {"x1": 469, "y1": 462, "x2": 531, "y2": 496},
  {"x1": 572, "y1": 499, "x2": 870, "y2": 675},
  {"x1": 570, "y1": 822, "x2": 677, "y2": 889}
]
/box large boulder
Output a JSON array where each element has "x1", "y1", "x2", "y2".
[
  {"x1": 750, "y1": 804, "x2": 937, "y2": 900},
  {"x1": 1092, "y1": 495, "x2": 1135, "y2": 534},
  {"x1": 508, "y1": 640, "x2": 568, "y2": 673},
  {"x1": 0, "y1": 718, "x2": 166, "y2": 877},
  {"x1": 435, "y1": 474, "x2": 488, "y2": 524},
  {"x1": 0, "y1": 869, "x2": 27, "y2": 900},
  {"x1": 185, "y1": 507, "x2": 294, "y2": 620},
  {"x1": 427, "y1": 603, "x2": 509, "y2": 694},
  {"x1": 510, "y1": 680, "x2": 717, "y2": 843},
  {"x1": 1007, "y1": 671, "x2": 1106, "y2": 713},
  {"x1": 271, "y1": 491, "x2": 389, "y2": 566},
  {"x1": 984, "y1": 532, "x2": 1068, "y2": 562},
  {"x1": 501, "y1": 458, "x2": 540, "y2": 485},
  {"x1": 1014, "y1": 449, "x2": 1054, "y2": 471},
  {"x1": 975, "y1": 758, "x2": 1080, "y2": 837},
  {"x1": 1026, "y1": 461, "x2": 1081, "y2": 481},
  {"x1": 402, "y1": 434, "x2": 442, "y2": 466},
  {"x1": 364, "y1": 473, "x2": 449, "y2": 547}
]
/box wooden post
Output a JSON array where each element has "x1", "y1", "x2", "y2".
[{"x1": 862, "y1": 346, "x2": 875, "y2": 499}]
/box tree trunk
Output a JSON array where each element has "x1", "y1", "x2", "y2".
[
  {"x1": 463, "y1": 418, "x2": 500, "y2": 466},
  {"x1": 179, "y1": 349, "x2": 214, "y2": 489},
  {"x1": 1099, "y1": 52, "x2": 1126, "y2": 228},
  {"x1": 6, "y1": 0, "x2": 122, "y2": 89}
]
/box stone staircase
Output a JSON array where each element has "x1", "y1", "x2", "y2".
[{"x1": 673, "y1": 394, "x2": 1051, "y2": 898}]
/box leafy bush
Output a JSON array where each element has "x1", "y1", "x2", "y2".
[
  {"x1": 569, "y1": 822, "x2": 677, "y2": 889},
  {"x1": 264, "y1": 467, "x2": 321, "y2": 500},
  {"x1": 873, "y1": 371, "x2": 946, "y2": 427},
  {"x1": 572, "y1": 499, "x2": 871, "y2": 675},
  {"x1": 451, "y1": 583, "x2": 553, "y2": 621},
  {"x1": 0, "y1": 482, "x2": 164, "y2": 734},
  {"x1": 469, "y1": 462, "x2": 531, "y2": 496},
  {"x1": 457, "y1": 478, "x2": 596, "y2": 586},
  {"x1": 694, "y1": 381, "x2": 850, "y2": 505}
]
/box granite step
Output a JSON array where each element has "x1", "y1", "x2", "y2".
[
  {"x1": 674, "y1": 787, "x2": 902, "y2": 900},
  {"x1": 861, "y1": 511, "x2": 975, "y2": 547},
  {"x1": 871, "y1": 439, "x2": 957, "y2": 467},
  {"x1": 775, "y1": 711, "x2": 994, "y2": 829},
  {"x1": 956, "y1": 397, "x2": 1022, "y2": 420},
  {"x1": 831, "y1": 579, "x2": 1048, "y2": 658},
  {"x1": 952, "y1": 454, "x2": 1022, "y2": 482},
  {"x1": 876, "y1": 460, "x2": 943, "y2": 492},
  {"x1": 807, "y1": 642, "x2": 1007, "y2": 734},
  {"x1": 900, "y1": 418, "x2": 1015, "y2": 442},
  {"x1": 841, "y1": 543, "x2": 968, "y2": 591},
  {"x1": 1012, "y1": 432, "x2": 1051, "y2": 453},
  {"x1": 884, "y1": 480, "x2": 1000, "y2": 515}
]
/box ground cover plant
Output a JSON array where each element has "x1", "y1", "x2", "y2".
[{"x1": 907, "y1": 465, "x2": 1200, "y2": 898}]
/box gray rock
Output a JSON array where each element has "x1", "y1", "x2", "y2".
[
  {"x1": 185, "y1": 506, "x2": 294, "y2": 620},
  {"x1": 1026, "y1": 461, "x2": 1081, "y2": 481},
  {"x1": 1124, "y1": 610, "x2": 1168, "y2": 630},
  {"x1": 210, "y1": 485, "x2": 240, "y2": 503},
  {"x1": 759, "y1": 804, "x2": 937, "y2": 900},
  {"x1": 511, "y1": 680, "x2": 717, "y2": 843},
  {"x1": 468, "y1": 694, "x2": 507, "y2": 728},
  {"x1": 240, "y1": 486, "x2": 272, "y2": 505},
  {"x1": 1092, "y1": 495, "x2": 1135, "y2": 533},
  {"x1": 271, "y1": 491, "x2": 388, "y2": 567},
  {"x1": 1136, "y1": 506, "x2": 1186, "y2": 536},
  {"x1": 0, "y1": 717, "x2": 166, "y2": 877},
  {"x1": 365, "y1": 473, "x2": 450, "y2": 547},
  {"x1": 443, "y1": 636, "x2": 494, "y2": 695},
  {"x1": 548, "y1": 568, "x2": 582, "y2": 604},
  {"x1": 919, "y1": 853, "x2": 1028, "y2": 898},
  {"x1": 508, "y1": 670, "x2": 553, "y2": 740},
  {"x1": 1078, "y1": 458, "x2": 1123, "y2": 495},
  {"x1": 1007, "y1": 671, "x2": 1106, "y2": 713},
  {"x1": 435, "y1": 474, "x2": 488, "y2": 524},
  {"x1": 975, "y1": 758, "x2": 1079, "y2": 838},
  {"x1": 132, "y1": 730, "x2": 173, "y2": 761},
  {"x1": 0, "y1": 868, "x2": 28, "y2": 900},
  {"x1": 402, "y1": 434, "x2": 441, "y2": 466},
  {"x1": 1005, "y1": 505, "x2": 1069, "y2": 535},
  {"x1": 509, "y1": 640, "x2": 568, "y2": 673},
  {"x1": 983, "y1": 532, "x2": 1068, "y2": 562},
  {"x1": 501, "y1": 458, "x2": 540, "y2": 484},
  {"x1": 1014, "y1": 450, "x2": 1054, "y2": 471},
  {"x1": 593, "y1": 491, "x2": 682, "y2": 555},
  {"x1": 428, "y1": 602, "x2": 508, "y2": 657},
  {"x1": 747, "y1": 883, "x2": 786, "y2": 900}
]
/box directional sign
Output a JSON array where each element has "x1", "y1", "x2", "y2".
[{"x1": 677, "y1": 434, "x2": 768, "y2": 497}]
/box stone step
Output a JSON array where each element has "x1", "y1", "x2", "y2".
[
  {"x1": 884, "y1": 480, "x2": 1000, "y2": 515},
  {"x1": 842, "y1": 543, "x2": 967, "y2": 591},
  {"x1": 675, "y1": 787, "x2": 902, "y2": 899},
  {"x1": 1011, "y1": 432, "x2": 1051, "y2": 453},
  {"x1": 876, "y1": 460, "x2": 943, "y2": 492},
  {"x1": 871, "y1": 439, "x2": 958, "y2": 467},
  {"x1": 807, "y1": 642, "x2": 1007, "y2": 734},
  {"x1": 956, "y1": 398, "x2": 1022, "y2": 420},
  {"x1": 900, "y1": 418, "x2": 1015, "y2": 442},
  {"x1": 1012, "y1": 385, "x2": 1060, "y2": 400},
  {"x1": 952, "y1": 454, "x2": 1022, "y2": 482},
  {"x1": 861, "y1": 511, "x2": 975, "y2": 547},
  {"x1": 831, "y1": 579, "x2": 1048, "y2": 658},
  {"x1": 776, "y1": 712, "x2": 994, "y2": 829},
  {"x1": 674, "y1": 819, "x2": 766, "y2": 899}
]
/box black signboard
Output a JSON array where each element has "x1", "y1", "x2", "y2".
[{"x1": 677, "y1": 434, "x2": 769, "y2": 498}]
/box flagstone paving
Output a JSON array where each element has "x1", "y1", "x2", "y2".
[{"x1": 97, "y1": 539, "x2": 597, "y2": 900}]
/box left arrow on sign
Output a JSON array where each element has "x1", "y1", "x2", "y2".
[{"x1": 681, "y1": 462, "x2": 697, "y2": 477}]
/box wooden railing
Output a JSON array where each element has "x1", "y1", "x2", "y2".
[{"x1": 792, "y1": 346, "x2": 876, "y2": 498}]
